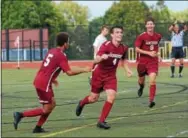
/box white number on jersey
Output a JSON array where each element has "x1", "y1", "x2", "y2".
[
  {"x1": 113, "y1": 58, "x2": 117, "y2": 65},
  {"x1": 44, "y1": 54, "x2": 54, "y2": 67}
]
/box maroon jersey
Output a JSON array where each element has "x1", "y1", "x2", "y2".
[
  {"x1": 135, "y1": 32, "x2": 161, "y2": 63},
  {"x1": 33, "y1": 48, "x2": 70, "y2": 92},
  {"x1": 94, "y1": 41, "x2": 128, "y2": 76}
]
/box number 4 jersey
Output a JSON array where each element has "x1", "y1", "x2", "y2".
[
  {"x1": 94, "y1": 41, "x2": 128, "y2": 77},
  {"x1": 33, "y1": 48, "x2": 70, "y2": 92}
]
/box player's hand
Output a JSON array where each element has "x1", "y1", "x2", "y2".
[
  {"x1": 127, "y1": 70, "x2": 133, "y2": 78},
  {"x1": 101, "y1": 54, "x2": 108, "y2": 60},
  {"x1": 83, "y1": 67, "x2": 92, "y2": 73},
  {"x1": 52, "y1": 80, "x2": 59, "y2": 87},
  {"x1": 148, "y1": 51, "x2": 157, "y2": 57}
]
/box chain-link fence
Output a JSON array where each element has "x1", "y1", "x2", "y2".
[{"x1": 2, "y1": 23, "x2": 188, "y2": 61}]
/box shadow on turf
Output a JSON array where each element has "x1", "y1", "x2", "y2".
[{"x1": 2, "y1": 109, "x2": 188, "y2": 126}]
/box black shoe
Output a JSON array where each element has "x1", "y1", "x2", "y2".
[
  {"x1": 137, "y1": 88, "x2": 143, "y2": 97},
  {"x1": 170, "y1": 74, "x2": 175, "y2": 78},
  {"x1": 149, "y1": 101, "x2": 156, "y2": 108},
  {"x1": 88, "y1": 76, "x2": 92, "y2": 85},
  {"x1": 179, "y1": 74, "x2": 183, "y2": 78},
  {"x1": 33, "y1": 126, "x2": 47, "y2": 133},
  {"x1": 13, "y1": 112, "x2": 23, "y2": 130},
  {"x1": 97, "y1": 122, "x2": 111, "y2": 129},
  {"x1": 76, "y1": 101, "x2": 84, "y2": 116}
]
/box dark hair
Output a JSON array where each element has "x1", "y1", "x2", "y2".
[
  {"x1": 110, "y1": 25, "x2": 124, "y2": 34},
  {"x1": 100, "y1": 25, "x2": 109, "y2": 32},
  {"x1": 145, "y1": 17, "x2": 155, "y2": 24},
  {"x1": 56, "y1": 32, "x2": 69, "y2": 46}
]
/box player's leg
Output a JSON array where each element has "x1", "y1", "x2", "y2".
[
  {"x1": 97, "y1": 89, "x2": 116, "y2": 129},
  {"x1": 137, "y1": 63, "x2": 146, "y2": 97},
  {"x1": 13, "y1": 88, "x2": 55, "y2": 132},
  {"x1": 148, "y1": 72, "x2": 157, "y2": 108},
  {"x1": 33, "y1": 97, "x2": 56, "y2": 133},
  {"x1": 170, "y1": 48, "x2": 176, "y2": 78},
  {"x1": 179, "y1": 58, "x2": 184, "y2": 77},
  {"x1": 76, "y1": 92, "x2": 100, "y2": 116},
  {"x1": 138, "y1": 76, "x2": 145, "y2": 97},
  {"x1": 178, "y1": 48, "x2": 184, "y2": 77}
]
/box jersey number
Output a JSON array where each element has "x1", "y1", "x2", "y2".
[
  {"x1": 113, "y1": 58, "x2": 117, "y2": 65},
  {"x1": 44, "y1": 54, "x2": 54, "y2": 67}
]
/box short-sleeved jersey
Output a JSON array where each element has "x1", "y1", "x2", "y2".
[
  {"x1": 93, "y1": 34, "x2": 107, "y2": 58},
  {"x1": 33, "y1": 48, "x2": 70, "y2": 92},
  {"x1": 94, "y1": 41, "x2": 128, "y2": 76},
  {"x1": 135, "y1": 32, "x2": 161, "y2": 63}
]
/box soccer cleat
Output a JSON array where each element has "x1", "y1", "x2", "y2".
[
  {"x1": 76, "y1": 101, "x2": 84, "y2": 116},
  {"x1": 179, "y1": 74, "x2": 183, "y2": 78},
  {"x1": 149, "y1": 101, "x2": 156, "y2": 108},
  {"x1": 170, "y1": 74, "x2": 175, "y2": 78},
  {"x1": 97, "y1": 122, "x2": 111, "y2": 129},
  {"x1": 13, "y1": 112, "x2": 23, "y2": 130},
  {"x1": 137, "y1": 88, "x2": 143, "y2": 97},
  {"x1": 33, "y1": 126, "x2": 47, "y2": 133}
]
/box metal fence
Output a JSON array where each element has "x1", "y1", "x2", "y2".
[{"x1": 1, "y1": 23, "x2": 188, "y2": 61}]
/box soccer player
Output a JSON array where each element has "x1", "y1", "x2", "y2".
[
  {"x1": 169, "y1": 23, "x2": 188, "y2": 78},
  {"x1": 93, "y1": 25, "x2": 109, "y2": 59},
  {"x1": 88, "y1": 25, "x2": 109, "y2": 85},
  {"x1": 135, "y1": 17, "x2": 162, "y2": 108},
  {"x1": 76, "y1": 25, "x2": 133, "y2": 129},
  {"x1": 13, "y1": 32, "x2": 91, "y2": 133}
]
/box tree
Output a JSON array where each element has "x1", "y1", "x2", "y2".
[
  {"x1": 55, "y1": 1, "x2": 90, "y2": 26},
  {"x1": 103, "y1": 0, "x2": 150, "y2": 47},
  {"x1": 2, "y1": 0, "x2": 66, "y2": 30},
  {"x1": 169, "y1": 9, "x2": 188, "y2": 23}
]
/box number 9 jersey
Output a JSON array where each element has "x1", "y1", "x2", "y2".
[{"x1": 33, "y1": 48, "x2": 70, "y2": 92}]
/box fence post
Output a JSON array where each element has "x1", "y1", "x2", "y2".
[
  {"x1": 5, "y1": 29, "x2": 9, "y2": 61},
  {"x1": 29, "y1": 39, "x2": 32, "y2": 62},
  {"x1": 39, "y1": 28, "x2": 43, "y2": 60},
  {"x1": 33, "y1": 40, "x2": 35, "y2": 61}
]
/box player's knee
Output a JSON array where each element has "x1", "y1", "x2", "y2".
[
  {"x1": 89, "y1": 95, "x2": 99, "y2": 103},
  {"x1": 149, "y1": 81, "x2": 156, "y2": 85},
  {"x1": 107, "y1": 95, "x2": 116, "y2": 103}
]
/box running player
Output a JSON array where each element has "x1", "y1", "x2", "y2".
[
  {"x1": 135, "y1": 17, "x2": 162, "y2": 108},
  {"x1": 76, "y1": 25, "x2": 133, "y2": 129},
  {"x1": 13, "y1": 32, "x2": 91, "y2": 133}
]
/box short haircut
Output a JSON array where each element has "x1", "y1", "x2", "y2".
[
  {"x1": 145, "y1": 17, "x2": 155, "y2": 24},
  {"x1": 56, "y1": 32, "x2": 69, "y2": 46},
  {"x1": 101, "y1": 25, "x2": 109, "y2": 32},
  {"x1": 110, "y1": 25, "x2": 124, "y2": 34}
]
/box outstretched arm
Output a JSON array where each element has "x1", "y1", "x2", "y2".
[{"x1": 65, "y1": 67, "x2": 91, "y2": 76}]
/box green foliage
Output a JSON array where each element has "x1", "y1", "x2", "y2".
[{"x1": 56, "y1": 1, "x2": 90, "y2": 26}]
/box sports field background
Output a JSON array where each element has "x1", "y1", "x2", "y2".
[{"x1": 2, "y1": 62, "x2": 188, "y2": 137}]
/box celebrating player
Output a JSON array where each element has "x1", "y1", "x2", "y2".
[
  {"x1": 76, "y1": 25, "x2": 133, "y2": 129},
  {"x1": 13, "y1": 32, "x2": 91, "y2": 133},
  {"x1": 135, "y1": 17, "x2": 162, "y2": 108}
]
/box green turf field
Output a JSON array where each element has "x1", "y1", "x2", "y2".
[{"x1": 2, "y1": 67, "x2": 188, "y2": 137}]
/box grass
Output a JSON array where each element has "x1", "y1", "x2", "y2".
[{"x1": 2, "y1": 66, "x2": 188, "y2": 137}]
